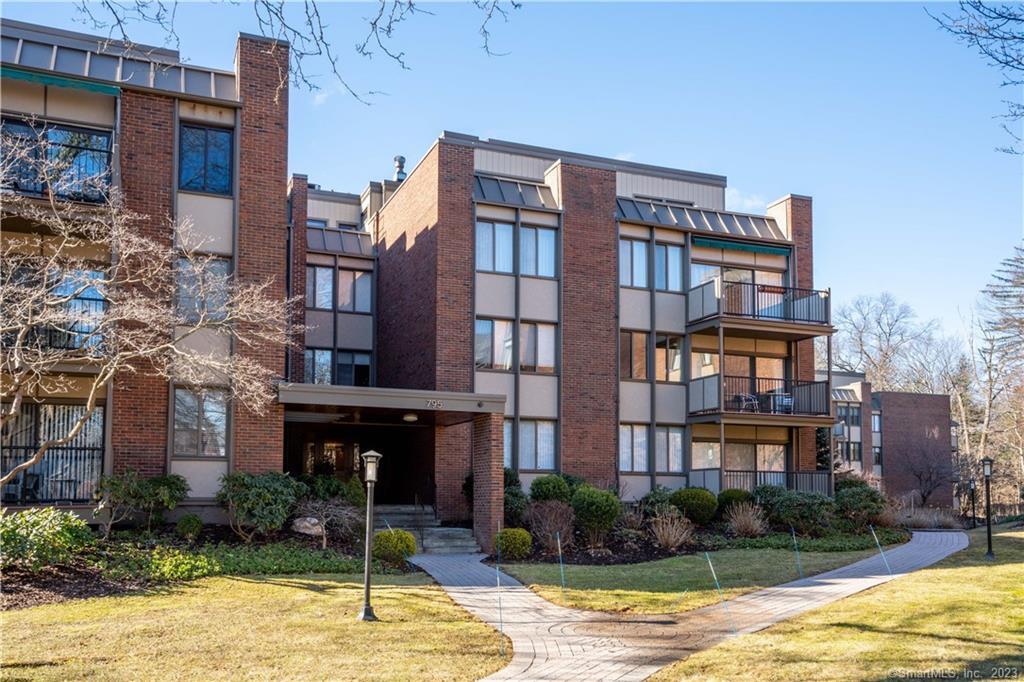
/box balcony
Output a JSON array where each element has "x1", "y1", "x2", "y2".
[
  {"x1": 1, "y1": 446, "x2": 103, "y2": 505},
  {"x1": 33, "y1": 297, "x2": 107, "y2": 351},
  {"x1": 687, "y1": 280, "x2": 832, "y2": 338},
  {"x1": 2, "y1": 118, "x2": 112, "y2": 203},
  {"x1": 689, "y1": 375, "x2": 832, "y2": 424},
  {"x1": 723, "y1": 469, "x2": 833, "y2": 496}
]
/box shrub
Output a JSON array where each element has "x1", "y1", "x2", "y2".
[
  {"x1": 496, "y1": 528, "x2": 532, "y2": 560},
  {"x1": 298, "y1": 474, "x2": 344, "y2": 500},
  {"x1": 504, "y1": 486, "x2": 529, "y2": 527},
  {"x1": 670, "y1": 488, "x2": 718, "y2": 525},
  {"x1": 727, "y1": 527, "x2": 911, "y2": 552},
  {"x1": 558, "y1": 473, "x2": 586, "y2": 496},
  {"x1": 142, "y1": 474, "x2": 190, "y2": 530},
  {"x1": 896, "y1": 507, "x2": 963, "y2": 529},
  {"x1": 648, "y1": 509, "x2": 694, "y2": 551},
  {"x1": 571, "y1": 485, "x2": 620, "y2": 547},
  {"x1": 175, "y1": 514, "x2": 203, "y2": 543},
  {"x1": 526, "y1": 500, "x2": 574, "y2": 553},
  {"x1": 835, "y1": 485, "x2": 886, "y2": 529},
  {"x1": 834, "y1": 476, "x2": 871, "y2": 494},
  {"x1": 771, "y1": 491, "x2": 835, "y2": 536},
  {"x1": 373, "y1": 529, "x2": 416, "y2": 567},
  {"x1": 617, "y1": 504, "x2": 645, "y2": 531},
  {"x1": 530, "y1": 474, "x2": 571, "y2": 503},
  {"x1": 0, "y1": 507, "x2": 93, "y2": 571},
  {"x1": 294, "y1": 497, "x2": 364, "y2": 549},
  {"x1": 216, "y1": 472, "x2": 307, "y2": 543},
  {"x1": 726, "y1": 502, "x2": 768, "y2": 538},
  {"x1": 504, "y1": 468, "x2": 522, "y2": 490},
  {"x1": 339, "y1": 476, "x2": 367, "y2": 508},
  {"x1": 753, "y1": 484, "x2": 788, "y2": 515},
  {"x1": 640, "y1": 485, "x2": 674, "y2": 518},
  {"x1": 717, "y1": 488, "x2": 754, "y2": 516},
  {"x1": 463, "y1": 468, "x2": 522, "y2": 508},
  {"x1": 94, "y1": 469, "x2": 148, "y2": 539}
]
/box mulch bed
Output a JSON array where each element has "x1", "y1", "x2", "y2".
[{"x1": 1, "y1": 562, "x2": 146, "y2": 611}]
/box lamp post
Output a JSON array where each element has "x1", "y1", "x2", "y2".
[
  {"x1": 969, "y1": 478, "x2": 977, "y2": 530},
  {"x1": 981, "y1": 457, "x2": 994, "y2": 560},
  {"x1": 357, "y1": 450, "x2": 383, "y2": 621}
]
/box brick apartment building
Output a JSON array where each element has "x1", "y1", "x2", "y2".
[
  {"x1": 2, "y1": 19, "x2": 844, "y2": 550},
  {"x1": 823, "y1": 371, "x2": 956, "y2": 507}
]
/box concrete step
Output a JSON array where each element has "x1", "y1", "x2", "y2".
[{"x1": 419, "y1": 527, "x2": 481, "y2": 554}]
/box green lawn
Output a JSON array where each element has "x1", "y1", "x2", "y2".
[
  {"x1": 2, "y1": 574, "x2": 507, "y2": 682},
  {"x1": 652, "y1": 526, "x2": 1024, "y2": 681},
  {"x1": 502, "y1": 546, "x2": 883, "y2": 614}
]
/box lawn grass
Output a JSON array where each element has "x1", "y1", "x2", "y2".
[
  {"x1": 651, "y1": 525, "x2": 1024, "y2": 681},
  {"x1": 502, "y1": 545, "x2": 883, "y2": 614},
  {"x1": 2, "y1": 573, "x2": 508, "y2": 681}
]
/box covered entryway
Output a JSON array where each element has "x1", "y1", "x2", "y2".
[{"x1": 277, "y1": 383, "x2": 507, "y2": 551}]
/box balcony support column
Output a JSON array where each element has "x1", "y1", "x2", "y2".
[{"x1": 718, "y1": 422, "x2": 725, "y2": 494}]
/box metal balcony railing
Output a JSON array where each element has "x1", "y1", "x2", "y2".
[
  {"x1": 2, "y1": 118, "x2": 112, "y2": 203},
  {"x1": 33, "y1": 297, "x2": 107, "y2": 351},
  {"x1": 722, "y1": 375, "x2": 831, "y2": 416},
  {"x1": 723, "y1": 469, "x2": 833, "y2": 496},
  {"x1": 688, "y1": 280, "x2": 831, "y2": 326},
  {"x1": 0, "y1": 446, "x2": 103, "y2": 505}
]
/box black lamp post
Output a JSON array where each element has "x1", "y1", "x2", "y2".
[
  {"x1": 981, "y1": 457, "x2": 994, "y2": 560},
  {"x1": 357, "y1": 450, "x2": 383, "y2": 621},
  {"x1": 969, "y1": 478, "x2": 977, "y2": 530}
]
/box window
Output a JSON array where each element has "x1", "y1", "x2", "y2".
[
  {"x1": 475, "y1": 318, "x2": 513, "y2": 370},
  {"x1": 475, "y1": 221, "x2": 514, "y2": 273},
  {"x1": 837, "y1": 404, "x2": 862, "y2": 427},
  {"x1": 692, "y1": 441, "x2": 721, "y2": 469},
  {"x1": 654, "y1": 244, "x2": 683, "y2": 292},
  {"x1": 872, "y1": 446, "x2": 883, "y2": 466},
  {"x1": 2, "y1": 118, "x2": 112, "y2": 202},
  {"x1": 518, "y1": 420, "x2": 555, "y2": 470},
  {"x1": 848, "y1": 442, "x2": 863, "y2": 463},
  {"x1": 176, "y1": 258, "x2": 230, "y2": 322},
  {"x1": 725, "y1": 443, "x2": 755, "y2": 470},
  {"x1": 48, "y1": 269, "x2": 105, "y2": 350},
  {"x1": 655, "y1": 335, "x2": 682, "y2": 382},
  {"x1": 691, "y1": 352, "x2": 719, "y2": 379},
  {"x1": 619, "y1": 331, "x2": 648, "y2": 380},
  {"x1": 519, "y1": 322, "x2": 556, "y2": 373},
  {"x1": 520, "y1": 226, "x2": 557, "y2": 277},
  {"x1": 654, "y1": 426, "x2": 684, "y2": 473},
  {"x1": 619, "y1": 238, "x2": 648, "y2": 287},
  {"x1": 757, "y1": 444, "x2": 786, "y2": 472},
  {"x1": 307, "y1": 219, "x2": 328, "y2": 228},
  {"x1": 503, "y1": 419, "x2": 513, "y2": 468},
  {"x1": 173, "y1": 387, "x2": 227, "y2": 458},
  {"x1": 338, "y1": 269, "x2": 372, "y2": 313},
  {"x1": 336, "y1": 351, "x2": 371, "y2": 387},
  {"x1": 619, "y1": 424, "x2": 648, "y2": 473},
  {"x1": 304, "y1": 349, "x2": 332, "y2": 385},
  {"x1": 872, "y1": 414, "x2": 882, "y2": 432},
  {"x1": 690, "y1": 263, "x2": 721, "y2": 287},
  {"x1": 179, "y1": 124, "x2": 232, "y2": 195},
  {"x1": 848, "y1": 405, "x2": 862, "y2": 426},
  {"x1": 306, "y1": 266, "x2": 333, "y2": 310}
]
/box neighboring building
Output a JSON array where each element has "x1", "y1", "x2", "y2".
[
  {"x1": 821, "y1": 371, "x2": 956, "y2": 507},
  {"x1": 2, "y1": 19, "x2": 839, "y2": 551}
]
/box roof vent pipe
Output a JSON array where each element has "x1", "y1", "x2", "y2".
[{"x1": 393, "y1": 155, "x2": 406, "y2": 182}]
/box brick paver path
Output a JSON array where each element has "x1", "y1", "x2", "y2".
[{"x1": 411, "y1": 531, "x2": 967, "y2": 681}]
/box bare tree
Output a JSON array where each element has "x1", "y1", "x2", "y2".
[
  {"x1": 71, "y1": 0, "x2": 521, "y2": 101},
  {"x1": 0, "y1": 125, "x2": 295, "y2": 487},
  {"x1": 932, "y1": 2, "x2": 1024, "y2": 154},
  {"x1": 902, "y1": 449, "x2": 953, "y2": 507}
]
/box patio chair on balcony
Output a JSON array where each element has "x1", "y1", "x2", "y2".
[{"x1": 734, "y1": 393, "x2": 760, "y2": 412}]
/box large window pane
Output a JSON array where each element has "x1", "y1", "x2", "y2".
[
  {"x1": 176, "y1": 258, "x2": 229, "y2": 322},
  {"x1": 668, "y1": 428, "x2": 683, "y2": 472},
  {"x1": 173, "y1": 389, "x2": 199, "y2": 456},
  {"x1": 691, "y1": 352, "x2": 720, "y2": 378},
  {"x1": 757, "y1": 444, "x2": 786, "y2": 472},
  {"x1": 476, "y1": 222, "x2": 494, "y2": 271},
  {"x1": 306, "y1": 349, "x2": 332, "y2": 384},
  {"x1": 200, "y1": 391, "x2": 227, "y2": 457},
  {"x1": 655, "y1": 428, "x2": 668, "y2": 472},
  {"x1": 520, "y1": 227, "x2": 537, "y2": 276},
  {"x1": 354, "y1": 272, "x2": 372, "y2": 313},
  {"x1": 205, "y1": 128, "x2": 232, "y2": 194},
  {"x1": 724, "y1": 443, "x2": 755, "y2": 470},
  {"x1": 537, "y1": 421, "x2": 556, "y2": 470},
  {"x1": 667, "y1": 245, "x2": 682, "y2": 291},
  {"x1": 352, "y1": 353, "x2": 371, "y2": 387},
  {"x1": 173, "y1": 388, "x2": 227, "y2": 458},
  {"x1": 337, "y1": 270, "x2": 354, "y2": 311},
  {"x1": 691, "y1": 263, "x2": 720, "y2": 287},
  {"x1": 493, "y1": 320, "x2": 513, "y2": 370},
  {"x1": 632, "y1": 426, "x2": 647, "y2": 472},
  {"x1": 536, "y1": 324, "x2": 556, "y2": 373},
  {"x1": 519, "y1": 420, "x2": 536, "y2": 469},
  {"x1": 692, "y1": 441, "x2": 721, "y2": 469},
  {"x1": 619, "y1": 425, "x2": 632, "y2": 472},
  {"x1": 631, "y1": 240, "x2": 648, "y2": 287},
  {"x1": 474, "y1": 319, "x2": 493, "y2": 369},
  {"x1": 655, "y1": 335, "x2": 682, "y2": 383},
  {"x1": 619, "y1": 240, "x2": 632, "y2": 286},
  {"x1": 631, "y1": 332, "x2": 647, "y2": 380},
  {"x1": 503, "y1": 420, "x2": 513, "y2": 468},
  {"x1": 537, "y1": 228, "x2": 556, "y2": 277},
  {"x1": 179, "y1": 124, "x2": 232, "y2": 195},
  {"x1": 755, "y1": 356, "x2": 784, "y2": 379},
  {"x1": 495, "y1": 223, "x2": 514, "y2": 273},
  {"x1": 655, "y1": 244, "x2": 668, "y2": 291},
  {"x1": 519, "y1": 322, "x2": 537, "y2": 372}
]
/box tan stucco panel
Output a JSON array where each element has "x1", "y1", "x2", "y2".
[
  {"x1": 520, "y1": 210, "x2": 559, "y2": 227},
  {"x1": 654, "y1": 228, "x2": 685, "y2": 245},
  {"x1": 179, "y1": 101, "x2": 236, "y2": 127},
  {"x1": 619, "y1": 381, "x2": 651, "y2": 422},
  {"x1": 475, "y1": 203, "x2": 516, "y2": 223},
  {"x1": 170, "y1": 459, "x2": 228, "y2": 499},
  {"x1": 756, "y1": 426, "x2": 791, "y2": 443},
  {"x1": 1, "y1": 78, "x2": 45, "y2": 115},
  {"x1": 619, "y1": 288, "x2": 650, "y2": 329},
  {"x1": 308, "y1": 198, "x2": 361, "y2": 226},
  {"x1": 691, "y1": 424, "x2": 719, "y2": 439},
  {"x1": 337, "y1": 256, "x2": 373, "y2": 271},
  {"x1": 476, "y1": 273, "x2": 515, "y2": 318},
  {"x1": 474, "y1": 371, "x2": 515, "y2": 416},
  {"x1": 619, "y1": 223, "x2": 649, "y2": 240},
  {"x1": 755, "y1": 339, "x2": 788, "y2": 356},
  {"x1": 34, "y1": 374, "x2": 102, "y2": 399},
  {"x1": 519, "y1": 277, "x2": 558, "y2": 322},
  {"x1": 690, "y1": 333, "x2": 719, "y2": 352},
  {"x1": 173, "y1": 327, "x2": 230, "y2": 383},
  {"x1": 306, "y1": 252, "x2": 334, "y2": 266},
  {"x1": 177, "y1": 192, "x2": 234, "y2": 255},
  {"x1": 519, "y1": 373, "x2": 558, "y2": 418},
  {"x1": 620, "y1": 474, "x2": 652, "y2": 501},
  {"x1": 724, "y1": 336, "x2": 757, "y2": 353},
  {"x1": 46, "y1": 88, "x2": 116, "y2": 127}
]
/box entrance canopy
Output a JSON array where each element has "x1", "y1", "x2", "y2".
[{"x1": 278, "y1": 383, "x2": 506, "y2": 426}]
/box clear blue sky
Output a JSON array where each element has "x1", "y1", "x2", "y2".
[{"x1": 5, "y1": 2, "x2": 1021, "y2": 339}]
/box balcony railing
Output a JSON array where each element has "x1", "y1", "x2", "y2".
[
  {"x1": 724, "y1": 469, "x2": 833, "y2": 496},
  {"x1": 688, "y1": 280, "x2": 830, "y2": 326},
  {"x1": 2, "y1": 118, "x2": 112, "y2": 203},
  {"x1": 33, "y1": 297, "x2": 107, "y2": 350},
  {"x1": 689, "y1": 375, "x2": 831, "y2": 417},
  {"x1": 0, "y1": 446, "x2": 103, "y2": 505}
]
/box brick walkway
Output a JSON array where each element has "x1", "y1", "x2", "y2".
[{"x1": 411, "y1": 531, "x2": 967, "y2": 681}]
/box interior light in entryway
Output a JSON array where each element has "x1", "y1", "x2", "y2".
[{"x1": 403, "y1": 413, "x2": 418, "y2": 423}]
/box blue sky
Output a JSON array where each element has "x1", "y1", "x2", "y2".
[{"x1": 5, "y1": 2, "x2": 1021, "y2": 339}]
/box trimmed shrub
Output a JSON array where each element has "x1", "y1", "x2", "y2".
[
  {"x1": 771, "y1": 491, "x2": 835, "y2": 536},
  {"x1": 298, "y1": 474, "x2": 344, "y2": 500},
  {"x1": 717, "y1": 488, "x2": 754, "y2": 516},
  {"x1": 530, "y1": 474, "x2": 571, "y2": 503},
  {"x1": 834, "y1": 476, "x2": 871, "y2": 494},
  {"x1": 0, "y1": 507, "x2": 93, "y2": 571},
  {"x1": 558, "y1": 473, "x2": 586, "y2": 496},
  {"x1": 726, "y1": 502, "x2": 768, "y2": 538},
  {"x1": 669, "y1": 488, "x2": 718, "y2": 526},
  {"x1": 571, "y1": 485, "x2": 620, "y2": 547},
  {"x1": 527, "y1": 500, "x2": 574, "y2": 553},
  {"x1": 835, "y1": 485, "x2": 886, "y2": 529},
  {"x1": 340, "y1": 477, "x2": 367, "y2": 508},
  {"x1": 640, "y1": 485, "x2": 674, "y2": 518},
  {"x1": 505, "y1": 468, "x2": 522, "y2": 490},
  {"x1": 216, "y1": 472, "x2": 307, "y2": 543},
  {"x1": 295, "y1": 497, "x2": 364, "y2": 549},
  {"x1": 753, "y1": 484, "x2": 788, "y2": 515},
  {"x1": 496, "y1": 528, "x2": 532, "y2": 560},
  {"x1": 373, "y1": 528, "x2": 416, "y2": 567},
  {"x1": 648, "y1": 508, "x2": 694, "y2": 551},
  {"x1": 142, "y1": 474, "x2": 190, "y2": 530},
  {"x1": 504, "y1": 486, "x2": 529, "y2": 527},
  {"x1": 175, "y1": 514, "x2": 203, "y2": 543},
  {"x1": 94, "y1": 470, "x2": 190, "y2": 537}
]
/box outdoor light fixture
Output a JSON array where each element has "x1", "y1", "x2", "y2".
[
  {"x1": 357, "y1": 450, "x2": 383, "y2": 621},
  {"x1": 402, "y1": 413, "x2": 418, "y2": 423},
  {"x1": 981, "y1": 457, "x2": 994, "y2": 560},
  {"x1": 969, "y1": 478, "x2": 977, "y2": 529}
]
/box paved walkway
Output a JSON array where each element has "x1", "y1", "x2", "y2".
[{"x1": 411, "y1": 531, "x2": 968, "y2": 681}]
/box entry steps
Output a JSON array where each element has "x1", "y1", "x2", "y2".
[{"x1": 373, "y1": 504, "x2": 481, "y2": 554}]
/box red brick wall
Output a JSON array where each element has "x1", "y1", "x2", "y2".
[
  {"x1": 472, "y1": 412, "x2": 504, "y2": 552},
  {"x1": 558, "y1": 163, "x2": 619, "y2": 485},
  {"x1": 877, "y1": 392, "x2": 954, "y2": 507},
  {"x1": 287, "y1": 174, "x2": 308, "y2": 383},
  {"x1": 232, "y1": 36, "x2": 289, "y2": 473},
  {"x1": 111, "y1": 90, "x2": 176, "y2": 476},
  {"x1": 435, "y1": 423, "x2": 471, "y2": 520},
  {"x1": 788, "y1": 195, "x2": 818, "y2": 472}
]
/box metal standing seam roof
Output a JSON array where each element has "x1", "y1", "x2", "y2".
[
  {"x1": 473, "y1": 174, "x2": 558, "y2": 210},
  {"x1": 616, "y1": 197, "x2": 788, "y2": 241},
  {"x1": 305, "y1": 226, "x2": 375, "y2": 257},
  {"x1": 1, "y1": 19, "x2": 237, "y2": 102},
  {"x1": 832, "y1": 389, "x2": 860, "y2": 402}
]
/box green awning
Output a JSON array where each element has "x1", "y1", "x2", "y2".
[
  {"x1": 693, "y1": 236, "x2": 790, "y2": 257},
  {"x1": 1, "y1": 66, "x2": 120, "y2": 97}
]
